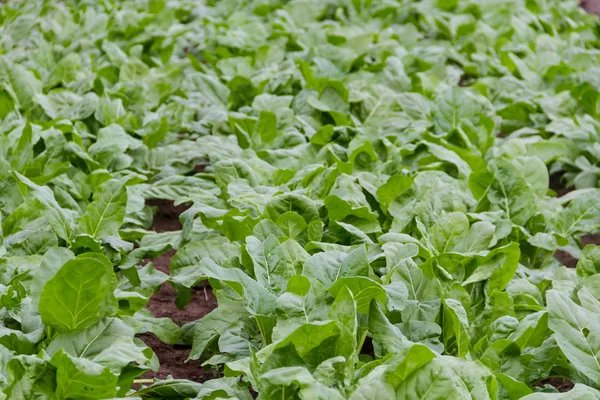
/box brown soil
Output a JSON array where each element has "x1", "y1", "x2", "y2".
[
  {"x1": 145, "y1": 199, "x2": 188, "y2": 232},
  {"x1": 360, "y1": 336, "x2": 375, "y2": 357},
  {"x1": 142, "y1": 250, "x2": 217, "y2": 323},
  {"x1": 194, "y1": 162, "x2": 209, "y2": 173},
  {"x1": 137, "y1": 333, "x2": 219, "y2": 382},
  {"x1": 536, "y1": 377, "x2": 574, "y2": 393},
  {"x1": 137, "y1": 200, "x2": 218, "y2": 382},
  {"x1": 554, "y1": 250, "x2": 577, "y2": 268},
  {"x1": 582, "y1": 233, "x2": 600, "y2": 246},
  {"x1": 582, "y1": 0, "x2": 600, "y2": 14},
  {"x1": 554, "y1": 234, "x2": 600, "y2": 268},
  {"x1": 549, "y1": 172, "x2": 572, "y2": 197}
]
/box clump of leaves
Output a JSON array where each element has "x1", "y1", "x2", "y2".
[{"x1": 1, "y1": 0, "x2": 600, "y2": 399}]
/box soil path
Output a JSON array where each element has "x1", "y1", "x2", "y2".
[{"x1": 138, "y1": 200, "x2": 218, "y2": 381}]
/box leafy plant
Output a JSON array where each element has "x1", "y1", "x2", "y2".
[{"x1": 0, "y1": 0, "x2": 600, "y2": 399}]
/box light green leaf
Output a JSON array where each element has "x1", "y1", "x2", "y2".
[
  {"x1": 39, "y1": 253, "x2": 117, "y2": 332},
  {"x1": 14, "y1": 172, "x2": 73, "y2": 241},
  {"x1": 246, "y1": 235, "x2": 294, "y2": 295},
  {"x1": 78, "y1": 177, "x2": 129, "y2": 240},
  {"x1": 547, "y1": 290, "x2": 600, "y2": 383},
  {"x1": 51, "y1": 350, "x2": 118, "y2": 400}
]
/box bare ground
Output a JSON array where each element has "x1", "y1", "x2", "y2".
[
  {"x1": 582, "y1": 0, "x2": 600, "y2": 14},
  {"x1": 137, "y1": 200, "x2": 218, "y2": 382}
]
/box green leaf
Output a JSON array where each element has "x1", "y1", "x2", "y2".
[
  {"x1": 433, "y1": 88, "x2": 478, "y2": 133},
  {"x1": 276, "y1": 212, "x2": 307, "y2": 239},
  {"x1": 51, "y1": 350, "x2": 118, "y2": 400},
  {"x1": 497, "y1": 374, "x2": 533, "y2": 399},
  {"x1": 463, "y1": 242, "x2": 520, "y2": 291},
  {"x1": 3, "y1": 356, "x2": 56, "y2": 399},
  {"x1": 39, "y1": 253, "x2": 117, "y2": 332},
  {"x1": 14, "y1": 172, "x2": 73, "y2": 241},
  {"x1": 377, "y1": 174, "x2": 414, "y2": 214},
  {"x1": 256, "y1": 110, "x2": 277, "y2": 144},
  {"x1": 430, "y1": 212, "x2": 469, "y2": 254},
  {"x1": 551, "y1": 191, "x2": 600, "y2": 236},
  {"x1": 78, "y1": 178, "x2": 129, "y2": 240},
  {"x1": 6, "y1": 63, "x2": 42, "y2": 109},
  {"x1": 246, "y1": 235, "x2": 295, "y2": 295},
  {"x1": 35, "y1": 90, "x2": 98, "y2": 120},
  {"x1": 124, "y1": 310, "x2": 181, "y2": 345},
  {"x1": 10, "y1": 123, "x2": 33, "y2": 172},
  {"x1": 88, "y1": 124, "x2": 131, "y2": 168},
  {"x1": 260, "y1": 366, "x2": 345, "y2": 400},
  {"x1": 368, "y1": 302, "x2": 411, "y2": 355},
  {"x1": 303, "y1": 246, "x2": 369, "y2": 289},
  {"x1": 266, "y1": 194, "x2": 320, "y2": 224},
  {"x1": 395, "y1": 357, "x2": 497, "y2": 399},
  {"x1": 142, "y1": 116, "x2": 169, "y2": 149},
  {"x1": 48, "y1": 52, "x2": 82, "y2": 87},
  {"x1": 547, "y1": 290, "x2": 600, "y2": 383},
  {"x1": 329, "y1": 286, "x2": 358, "y2": 367},
  {"x1": 348, "y1": 366, "x2": 395, "y2": 400},
  {"x1": 488, "y1": 158, "x2": 537, "y2": 226},
  {"x1": 330, "y1": 277, "x2": 386, "y2": 314},
  {"x1": 188, "y1": 303, "x2": 249, "y2": 360},
  {"x1": 46, "y1": 318, "x2": 151, "y2": 374},
  {"x1": 132, "y1": 377, "x2": 250, "y2": 399}
]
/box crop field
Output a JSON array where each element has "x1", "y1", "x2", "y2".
[{"x1": 1, "y1": 0, "x2": 600, "y2": 399}]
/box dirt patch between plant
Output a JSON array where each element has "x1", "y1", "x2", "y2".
[
  {"x1": 536, "y1": 377, "x2": 575, "y2": 393},
  {"x1": 137, "y1": 333, "x2": 219, "y2": 382},
  {"x1": 582, "y1": 0, "x2": 600, "y2": 15},
  {"x1": 145, "y1": 199, "x2": 188, "y2": 232},
  {"x1": 554, "y1": 234, "x2": 600, "y2": 268},
  {"x1": 549, "y1": 172, "x2": 572, "y2": 198},
  {"x1": 137, "y1": 200, "x2": 218, "y2": 382},
  {"x1": 554, "y1": 249, "x2": 577, "y2": 268},
  {"x1": 143, "y1": 249, "x2": 217, "y2": 324}
]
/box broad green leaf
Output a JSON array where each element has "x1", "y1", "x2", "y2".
[
  {"x1": 259, "y1": 366, "x2": 345, "y2": 400},
  {"x1": 376, "y1": 174, "x2": 414, "y2": 214},
  {"x1": 246, "y1": 235, "x2": 294, "y2": 295},
  {"x1": 51, "y1": 350, "x2": 117, "y2": 400},
  {"x1": 46, "y1": 318, "x2": 151, "y2": 374},
  {"x1": 123, "y1": 310, "x2": 181, "y2": 345},
  {"x1": 442, "y1": 298, "x2": 470, "y2": 357},
  {"x1": 3, "y1": 355, "x2": 56, "y2": 399},
  {"x1": 433, "y1": 88, "x2": 478, "y2": 133},
  {"x1": 303, "y1": 246, "x2": 369, "y2": 289},
  {"x1": 547, "y1": 290, "x2": 600, "y2": 383},
  {"x1": 14, "y1": 172, "x2": 73, "y2": 241},
  {"x1": 349, "y1": 366, "x2": 395, "y2": 400},
  {"x1": 78, "y1": 178, "x2": 129, "y2": 240},
  {"x1": 188, "y1": 303, "x2": 248, "y2": 360},
  {"x1": 131, "y1": 377, "x2": 249, "y2": 399},
  {"x1": 39, "y1": 253, "x2": 117, "y2": 332},
  {"x1": 551, "y1": 190, "x2": 600, "y2": 236},
  {"x1": 463, "y1": 242, "x2": 520, "y2": 290},
  {"x1": 395, "y1": 357, "x2": 497, "y2": 400},
  {"x1": 576, "y1": 245, "x2": 600, "y2": 279},
  {"x1": 487, "y1": 158, "x2": 537, "y2": 226},
  {"x1": 276, "y1": 212, "x2": 307, "y2": 240}
]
